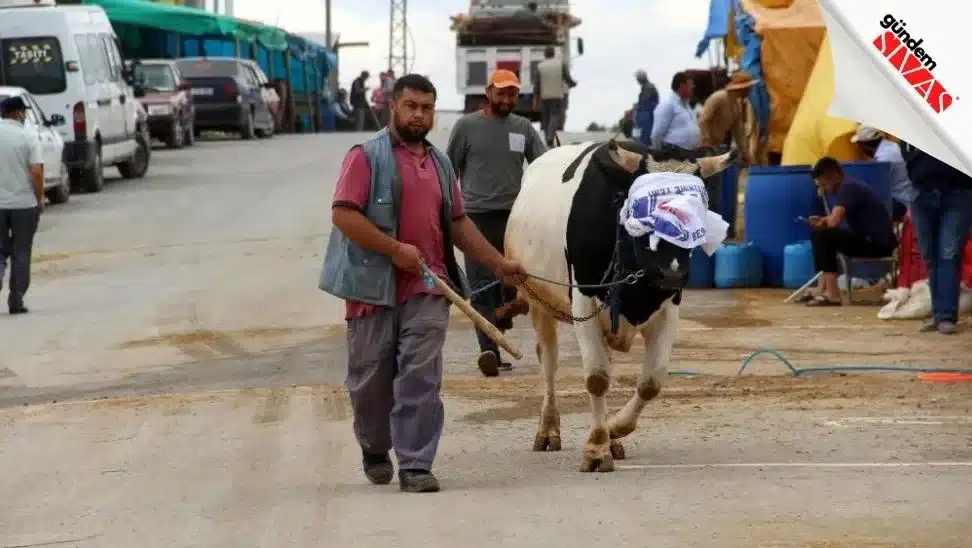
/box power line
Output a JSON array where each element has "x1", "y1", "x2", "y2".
[{"x1": 388, "y1": 0, "x2": 408, "y2": 74}]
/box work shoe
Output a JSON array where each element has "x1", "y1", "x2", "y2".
[
  {"x1": 478, "y1": 350, "x2": 500, "y2": 377},
  {"x1": 918, "y1": 320, "x2": 938, "y2": 333},
  {"x1": 362, "y1": 451, "x2": 394, "y2": 485},
  {"x1": 399, "y1": 469, "x2": 440, "y2": 493},
  {"x1": 937, "y1": 321, "x2": 958, "y2": 335}
]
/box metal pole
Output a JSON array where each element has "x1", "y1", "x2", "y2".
[{"x1": 325, "y1": 0, "x2": 332, "y2": 49}]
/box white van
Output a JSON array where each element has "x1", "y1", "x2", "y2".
[{"x1": 0, "y1": 0, "x2": 150, "y2": 193}]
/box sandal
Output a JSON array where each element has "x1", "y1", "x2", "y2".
[
  {"x1": 806, "y1": 295, "x2": 841, "y2": 307},
  {"x1": 794, "y1": 292, "x2": 818, "y2": 304}
]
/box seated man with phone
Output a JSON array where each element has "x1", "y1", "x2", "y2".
[{"x1": 801, "y1": 156, "x2": 897, "y2": 306}]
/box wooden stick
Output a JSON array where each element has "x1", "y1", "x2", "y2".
[
  {"x1": 423, "y1": 266, "x2": 523, "y2": 360},
  {"x1": 784, "y1": 271, "x2": 822, "y2": 303}
]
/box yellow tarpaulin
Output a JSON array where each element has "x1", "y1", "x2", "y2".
[
  {"x1": 738, "y1": 0, "x2": 827, "y2": 155},
  {"x1": 781, "y1": 35, "x2": 862, "y2": 165}
]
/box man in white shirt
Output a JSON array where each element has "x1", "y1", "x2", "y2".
[
  {"x1": 851, "y1": 124, "x2": 915, "y2": 222},
  {"x1": 0, "y1": 96, "x2": 44, "y2": 314}
]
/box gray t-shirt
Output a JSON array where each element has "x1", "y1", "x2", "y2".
[
  {"x1": 446, "y1": 111, "x2": 547, "y2": 213},
  {"x1": 0, "y1": 119, "x2": 42, "y2": 209}
]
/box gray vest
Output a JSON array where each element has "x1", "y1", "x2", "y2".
[
  {"x1": 537, "y1": 58, "x2": 566, "y2": 100},
  {"x1": 319, "y1": 128, "x2": 470, "y2": 307}
]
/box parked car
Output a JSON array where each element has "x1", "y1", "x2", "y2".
[
  {"x1": 173, "y1": 56, "x2": 276, "y2": 140},
  {"x1": 0, "y1": 85, "x2": 71, "y2": 204},
  {"x1": 0, "y1": 0, "x2": 151, "y2": 193},
  {"x1": 134, "y1": 59, "x2": 195, "y2": 149},
  {"x1": 240, "y1": 58, "x2": 281, "y2": 132}
]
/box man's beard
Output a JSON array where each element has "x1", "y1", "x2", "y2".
[
  {"x1": 394, "y1": 121, "x2": 430, "y2": 143},
  {"x1": 489, "y1": 101, "x2": 513, "y2": 117}
]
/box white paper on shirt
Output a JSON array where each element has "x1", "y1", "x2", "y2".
[{"x1": 508, "y1": 132, "x2": 526, "y2": 153}]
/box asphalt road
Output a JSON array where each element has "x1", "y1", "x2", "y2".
[{"x1": 0, "y1": 132, "x2": 970, "y2": 547}]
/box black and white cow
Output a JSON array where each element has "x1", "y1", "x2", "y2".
[{"x1": 504, "y1": 139, "x2": 736, "y2": 472}]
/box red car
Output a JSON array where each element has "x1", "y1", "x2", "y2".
[{"x1": 135, "y1": 59, "x2": 196, "y2": 148}]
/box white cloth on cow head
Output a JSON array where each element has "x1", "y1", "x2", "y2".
[{"x1": 619, "y1": 172, "x2": 729, "y2": 256}]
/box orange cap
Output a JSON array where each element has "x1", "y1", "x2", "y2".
[{"x1": 489, "y1": 69, "x2": 520, "y2": 89}]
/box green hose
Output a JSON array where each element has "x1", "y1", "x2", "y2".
[{"x1": 665, "y1": 348, "x2": 972, "y2": 378}]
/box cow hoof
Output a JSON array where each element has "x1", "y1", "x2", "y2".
[
  {"x1": 533, "y1": 432, "x2": 562, "y2": 452},
  {"x1": 609, "y1": 440, "x2": 626, "y2": 460},
  {"x1": 579, "y1": 453, "x2": 615, "y2": 473}
]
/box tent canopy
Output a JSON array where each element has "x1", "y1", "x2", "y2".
[
  {"x1": 781, "y1": 35, "x2": 861, "y2": 165},
  {"x1": 737, "y1": 0, "x2": 825, "y2": 155},
  {"x1": 695, "y1": 0, "x2": 831, "y2": 157},
  {"x1": 83, "y1": 0, "x2": 289, "y2": 50}
]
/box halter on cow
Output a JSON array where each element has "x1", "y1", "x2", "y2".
[{"x1": 505, "y1": 139, "x2": 736, "y2": 472}]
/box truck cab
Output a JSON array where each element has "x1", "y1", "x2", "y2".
[{"x1": 451, "y1": 0, "x2": 582, "y2": 121}]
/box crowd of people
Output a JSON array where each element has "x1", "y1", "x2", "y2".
[
  {"x1": 326, "y1": 69, "x2": 400, "y2": 132},
  {"x1": 628, "y1": 67, "x2": 972, "y2": 335},
  {"x1": 800, "y1": 131, "x2": 972, "y2": 336}
]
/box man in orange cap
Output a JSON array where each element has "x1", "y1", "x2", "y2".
[{"x1": 446, "y1": 68, "x2": 547, "y2": 377}]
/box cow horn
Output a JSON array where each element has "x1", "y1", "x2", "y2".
[
  {"x1": 697, "y1": 150, "x2": 736, "y2": 179},
  {"x1": 606, "y1": 142, "x2": 643, "y2": 173}
]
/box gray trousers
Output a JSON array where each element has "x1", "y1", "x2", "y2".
[
  {"x1": 465, "y1": 210, "x2": 516, "y2": 356},
  {"x1": 345, "y1": 294, "x2": 449, "y2": 471},
  {"x1": 540, "y1": 99, "x2": 564, "y2": 146},
  {"x1": 0, "y1": 207, "x2": 39, "y2": 309},
  {"x1": 353, "y1": 107, "x2": 368, "y2": 131}
]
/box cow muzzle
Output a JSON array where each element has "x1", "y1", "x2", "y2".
[{"x1": 654, "y1": 257, "x2": 689, "y2": 290}]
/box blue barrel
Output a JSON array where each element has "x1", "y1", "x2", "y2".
[
  {"x1": 839, "y1": 161, "x2": 892, "y2": 200},
  {"x1": 714, "y1": 242, "x2": 762, "y2": 288},
  {"x1": 719, "y1": 163, "x2": 740, "y2": 238},
  {"x1": 744, "y1": 165, "x2": 825, "y2": 286},
  {"x1": 783, "y1": 240, "x2": 815, "y2": 289},
  {"x1": 687, "y1": 248, "x2": 715, "y2": 288}
]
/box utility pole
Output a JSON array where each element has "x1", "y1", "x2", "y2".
[
  {"x1": 388, "y1": 0, "x2": 408, "y2": 74},
  {"x1": 325, "y1": 0, "x2": 332, "y2": 48}
]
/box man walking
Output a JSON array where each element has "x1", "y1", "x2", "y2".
[
  {"x1": 632, "y1": 69, "x2": 658, "y2": 148},
  {"x1": 533, "y1": 47, "x2": 576, "y2": 146},
  {"x1": 899, "y1": 140, "x2": 972, "y2": 334},
  {"x1": 349, "y1": 70, "x2": 371, "y2": 131},
  {"x1": 446, "y1": 69, "x2": 546, "y2": 377},
  {"x1": 320, "y1": 74, "x2": 527, "y2": 493},
  {"x1": 0, "y1": 96, "x2": 44, "y2": 315}
]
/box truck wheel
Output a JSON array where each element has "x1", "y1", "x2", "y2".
[
  {"x1": 70, "y1": 146, "x2": 104, "y2": 193},
  {"x1": 118, "y1": 134, "x2": 150, "y2": 179},
  {"x1": 241, "y1": 111, "x2": 255, "y2": 140},
  {"x1": 46, "y1": 162, "x2": 71, "y2": 204},
  {"x1": 183, "y1": 118, "x2": 195, "y2": 147},
  {"x1": 165, "y1": 120, "x2": 184, "y2": 149}
]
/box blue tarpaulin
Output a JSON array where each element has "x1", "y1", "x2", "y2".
[
  {"x1": 694, "y1": 0, "x2": 733, "y2": 58},
  {"x1": 732, "y1": 0, "x2": 771, "y2": 139}
]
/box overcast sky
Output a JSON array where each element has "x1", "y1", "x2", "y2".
[{"x1": 228, "y1": 0, "x2": 715, "y2": 130}]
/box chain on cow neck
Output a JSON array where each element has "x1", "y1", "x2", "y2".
[{"x1": 517, "y1": 211, "x2": 644, "y2": 323}]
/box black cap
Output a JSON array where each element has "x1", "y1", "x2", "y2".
[{"x1": 0, "y1": 96, "x2": 30, "y2": 116}]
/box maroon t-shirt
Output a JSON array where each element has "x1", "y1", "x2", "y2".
[{"x1": 332, "y1": 143, "x2": 465, "y2": 320}]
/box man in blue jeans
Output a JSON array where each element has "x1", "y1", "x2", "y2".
[{"x1": 899, "y1": 141, "x2": 972, "y2": 334}]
